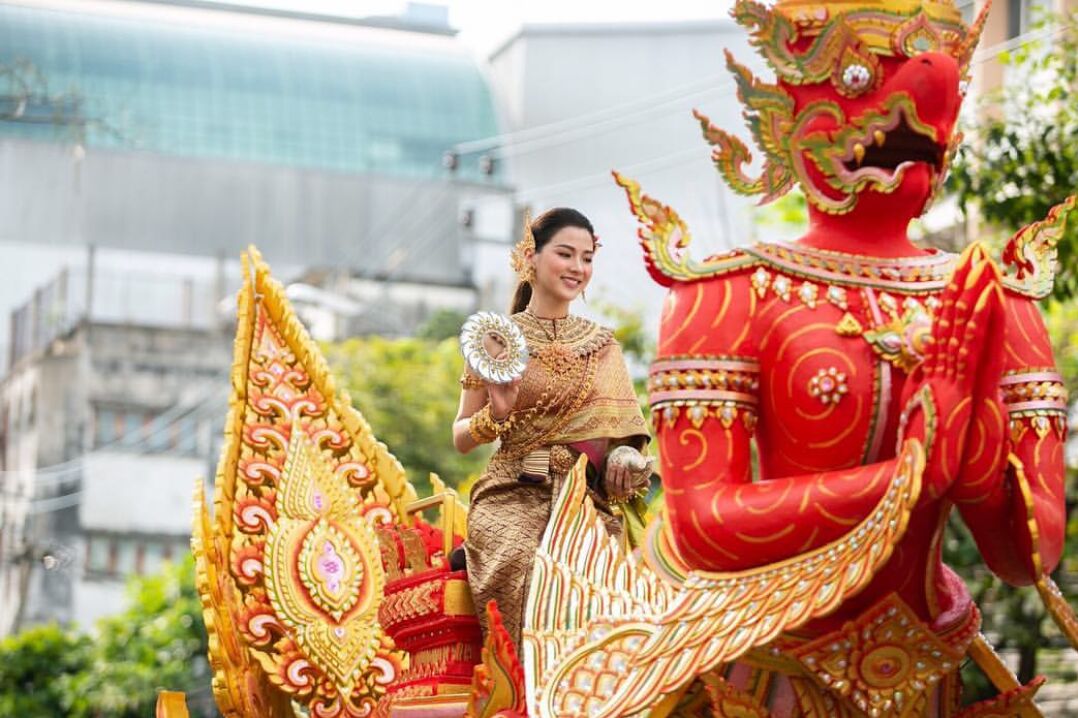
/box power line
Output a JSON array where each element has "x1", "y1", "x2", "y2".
[
  {"x1": 452, "y1": 71, "x2": 730, "y2": 156},
  {"x1": 511, "y1": 22, "x2": 1074, "y2": 201},
  {"x1": 456, "y1": 20, "x2": 1069, "y2": 164}
]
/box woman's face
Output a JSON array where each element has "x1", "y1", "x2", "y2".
[{"x1": 530, "y1": 226, "x2": 595, "y2": 304}]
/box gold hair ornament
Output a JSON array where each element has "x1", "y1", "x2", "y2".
[{"x1": 510, "y1": 210, "x2": 536, "y2": 284}]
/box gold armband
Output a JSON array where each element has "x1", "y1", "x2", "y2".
[
  {"x1": 468, "y1": 405, "x2": 513, "y2": 444},
  {"x1": 459, "y1": 371, "x2": 485, "y2": 391}
]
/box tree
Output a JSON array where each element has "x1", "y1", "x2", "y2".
[
  {"x1": 0, "y1": 623, "x2": 90, "y2": 716},
  {"x1": 0, "y1": 557, "x2": 214, "y2": 717},
  {"x1": 56, "y1": 556, "x2": 214, "y2": 717},
  {"x1": 326, "y1": 336, "x2": 492, "y2": 497},
  {"x1": 416, "y1": 308, "x2": 470, "y2": 342},
  {"x1": 950, "y1": 12, "x2": 1078, "y2": 300}
]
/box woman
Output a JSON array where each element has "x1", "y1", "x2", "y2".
[{"x1": 452, "y1": 207, "x2": 652, "y2": 646}]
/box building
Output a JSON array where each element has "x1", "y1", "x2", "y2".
[
  {"x1": 476, "y1": 19, "x2": 765, "y2": 327},
  {"x1": 0, "y1": 0, "x2": 513, "y2": 366},
  {"x1": 0, "y1": 0, "x2": 511, "y2": 633}
]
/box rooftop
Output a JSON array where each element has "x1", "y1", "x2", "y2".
[{"x1": 0, "y1": 0, "x2": 499, "y2": 179}]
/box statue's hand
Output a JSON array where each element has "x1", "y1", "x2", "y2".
[{"x1": 901, "y1": 245, "x2": 1006, "y2": 500}]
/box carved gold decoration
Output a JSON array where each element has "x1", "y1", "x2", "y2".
[
  {"x1": 807, "y1": 366, "x2": 848, "y2": 405},
  {"x1": 466, "y1": 602, "x2": 528, "y2": 718},
  {"x1": 955, "y1": 675, "x2": 1045, "y2": 718},
  {"x1": 1000, "y1": 195, "x2": 1076, "y2": 299},
  {"x1": 156, "y1": 691, "x2": 191, "y2": 718},
  {"x1": 791, "y1": 594, "x2": 970, "y2": 716},
  {"x1": 194, "y1": 247, "x2": 421, "y2": 717},
  {"x1": 523, "y1": 388, "x2": 929, "y2": 718},
  {"x1": 836, "y1": 312, "x2": 864, "y2": 336},
  {"x1": 863, "y1": 297, "x2": 933, "y2": 372},
  {"x1": 614, "y1": 172, "x2": 756, "y2": 286},
  {"x1": 1009, "y1": 454, "x2": 1078, "y2": 652},
  {"x1": 705, "y1": 676, "x2": 772, "y2": 717}
]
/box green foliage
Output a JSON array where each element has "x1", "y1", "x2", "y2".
[
  {"x1": 756, "y1": 189, "x2": 808, "y2": 228},
  {"x1": 950, "y1": 13, "x2": 1078, "y2": 300},
  {"x1": 0, "y1": 557, "x2": 214, "y2": 717},
  {"x1": 326, "y1": 336, "x2": 491, "y2": 496},
  {"x1": 57, "y1": 556, "x2": 214, "y2": 717},
  {"x1": 588, "y1": 298, "x2": 653, "y2": 367},
  {"x1": 0, "y1": 623, "x2": 90, "y2": 716},
  {"x1": 416, "y1": 308, "x2": 469, "y2": 342}
]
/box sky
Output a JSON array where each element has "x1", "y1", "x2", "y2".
[{"x1": 221, "y1": 0, "x2": 732, "y2": 55}]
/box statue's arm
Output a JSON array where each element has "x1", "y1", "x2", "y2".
[{"x1": 953, "y1": 292, "x2": 1067, "y2": 585}]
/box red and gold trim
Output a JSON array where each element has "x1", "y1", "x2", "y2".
[{"x1": 649, "y1": 356, "x2": 760, "y2": 429}]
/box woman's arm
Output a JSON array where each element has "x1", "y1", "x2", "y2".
[
  {"x1": 452, "y1": 384, "x2": 489, "y2": 454},
  {"x1": 452, "y1": 370, "x2": 522, "y2": 454}
]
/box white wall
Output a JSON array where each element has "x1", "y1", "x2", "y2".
[
  {"x1": 485, "y1": 21, "x2": 770, "y2": 333},
  {"x1": 80, "y1": 452, "x2": 207, "y2": 535}
]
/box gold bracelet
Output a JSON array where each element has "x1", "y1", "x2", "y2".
[
  {"x1": 468, "y1": 405, "x2": 513, "y2": 444},
  {"x1": 460, "y1": 371, "x2": 485, "y2": 391}
]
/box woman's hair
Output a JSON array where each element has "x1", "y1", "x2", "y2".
[{"x1": 509, "y1": 207, "x2": 596, "y2": 314}]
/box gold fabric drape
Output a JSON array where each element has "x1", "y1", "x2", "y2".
[{"x1": 464, "y1": 312, "x2": 648, "y2": 645}]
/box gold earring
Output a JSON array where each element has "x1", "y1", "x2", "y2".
[{"x1": 510, "y1": 210, "x2": 535, "y2": 284}]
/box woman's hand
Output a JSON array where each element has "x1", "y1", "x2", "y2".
[
  {"x1": 486, "y1": 349, "x2": 521, "y2": 420},
  {"x1": 605, "y1": 446, "x2": 654, "y2": 501}
]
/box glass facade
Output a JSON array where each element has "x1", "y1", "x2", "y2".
[{"x1": 0, "y1": 4, "x2": 500, "y2": 180}]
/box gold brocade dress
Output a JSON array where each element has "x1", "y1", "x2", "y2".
[{"x1": 464, "y1": 312, "x2": 649, "y2": 645}]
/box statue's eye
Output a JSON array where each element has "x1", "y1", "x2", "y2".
[{"x1": 841, "y1": 63, "x2": 874, "y2": 93}]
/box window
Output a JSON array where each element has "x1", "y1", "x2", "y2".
[
  {"x1": 120, "y1": 411, "x2": 142, "y2": 448},
  {"x1": 87, "y1": 535, "x2": 112, "y2": 574},
  {"x1": 178, "y1": 415, "x2": 197, "y2": 455},
  {"x1": 147, "y1": 413, "x2": 169, "y2": 453},
  {"x1": 143, "y1": 542, "x2": 166, "y2": 575},
  {"x1": 95, "y1": 408, "x2": 116, "y2": 447},
  {"x1": 116, "y1": 539, "x2": 137, "y2": 575}
]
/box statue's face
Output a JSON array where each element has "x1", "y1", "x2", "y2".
[
  {"x1": 712, "y1": 0, "x2": 987, "y2": 216},
  {"x1": 782, "y1": 49, "x2": 962, "y2": 216}
]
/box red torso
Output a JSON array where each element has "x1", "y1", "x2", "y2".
[{"x1": 652, "y1": 240, "x2": 1066, "y2": 637}]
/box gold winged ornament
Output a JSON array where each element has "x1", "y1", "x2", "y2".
[{"x1": 523, "y1": 399, "x2": 931, "y2": 718}]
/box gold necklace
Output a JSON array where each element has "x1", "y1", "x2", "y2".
[{"x1": 524, "y1": 309, "x2": 575, "y2": 374}]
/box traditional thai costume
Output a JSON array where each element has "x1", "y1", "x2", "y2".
[{"x1": 463, "y1": 310, "x2": 649, "y2": 645}]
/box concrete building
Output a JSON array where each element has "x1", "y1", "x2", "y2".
[
  {"x1": 0, "y1": 0, "x2": 513, "y2": 367},
  {"x1": 476, "y1": 19, "x2": 764, "y2": 327},
  {"x1": 0, "y1": 0, "x2": 510, "y2": 633}
]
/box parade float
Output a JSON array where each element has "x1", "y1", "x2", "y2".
[{"x1": 161, "y1": 0, "x2": 1078, "y2": 714}]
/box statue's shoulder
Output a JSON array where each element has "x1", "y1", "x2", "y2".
[{"x1": 647, "y1": 246, "x2": 760, "y2": 287}]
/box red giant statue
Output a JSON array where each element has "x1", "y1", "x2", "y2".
[{"x1": 522, "y1": 0, "x2": 1076, "y2": 715}]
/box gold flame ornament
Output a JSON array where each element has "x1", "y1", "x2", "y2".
[{"x1": 193, "y1": 247, "x2": 419, "y2": 718}]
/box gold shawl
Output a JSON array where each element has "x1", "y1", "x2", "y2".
[{"x1": 464, "y1": 312, "x2": 648, "y2": 645}]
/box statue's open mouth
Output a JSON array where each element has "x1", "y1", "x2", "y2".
[
  {"x1": 820, "y1": 97, "x2": 945, "y2": 186},
  {"x1": 842, "y1": 116, "x2": 945, "y2": 173}
]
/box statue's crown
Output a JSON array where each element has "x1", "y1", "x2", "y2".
[{"x1": 732, "y1": 0, "x2": 989, "y2": 86}]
